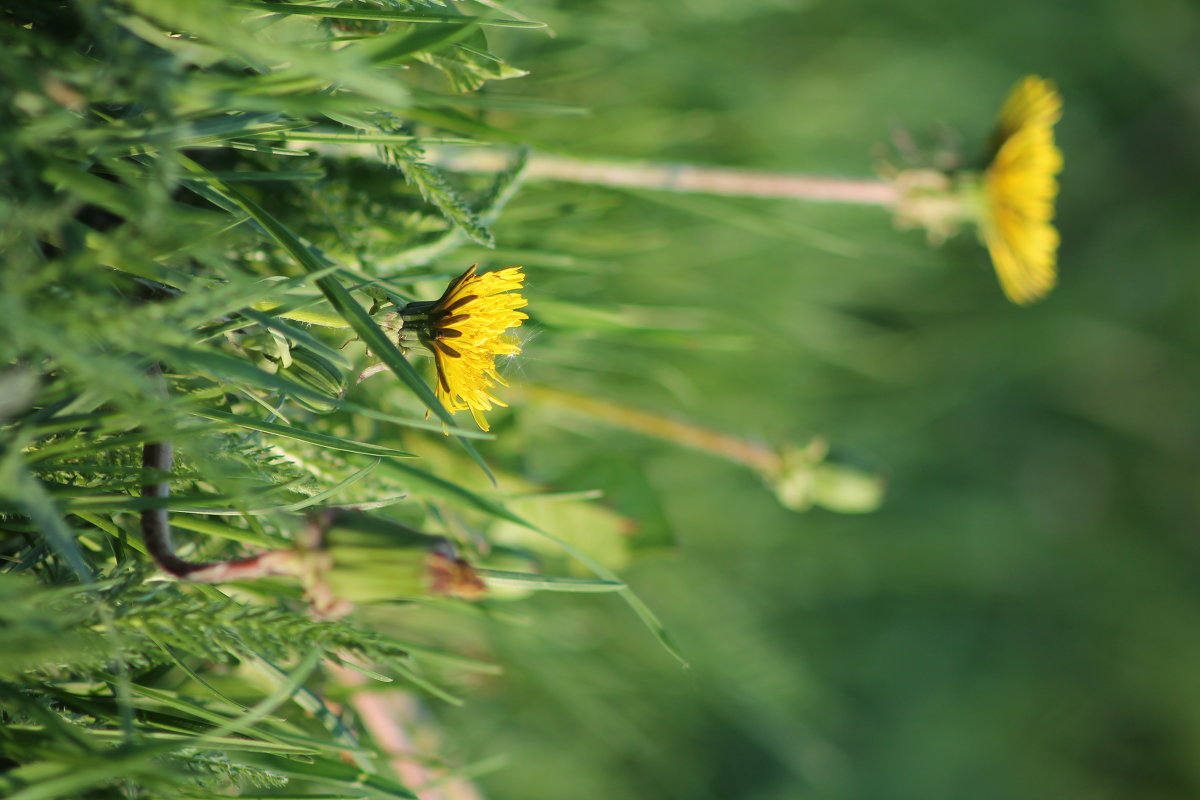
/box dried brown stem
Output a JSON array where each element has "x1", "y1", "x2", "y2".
[{"x1": 140, "y1": 439, "x2": 200, "y2": 577}]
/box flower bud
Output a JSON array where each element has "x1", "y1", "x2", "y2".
[{"x1": 297, "y1": 510, "x2": 488, "y2": 611}]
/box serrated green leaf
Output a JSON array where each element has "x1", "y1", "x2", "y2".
[
  {"x1": 352, "y1": 15, "x2": 487, "y2": 66},
  {"x1": 416, "y1": 28, "x2": 528, "y2": 93},
  {"x1": 382, "y1": 145, "x2": 528, "y2": 270},
  {"x1": 382, "y1": 146, "x2": 494, "y2": 246}
]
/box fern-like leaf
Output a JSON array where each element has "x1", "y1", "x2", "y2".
[{"x1": 379, "y1": 143, "x2": 495, "y2": 247}]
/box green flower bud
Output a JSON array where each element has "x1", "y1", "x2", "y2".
[{"x1": 296, "y1": 510, "x2": 487, "y2": 611}]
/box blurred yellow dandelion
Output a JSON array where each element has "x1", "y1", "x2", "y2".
[
  {"x1": 400, "y1": 266, "x2": 528, "y2": 431},
  {"x1": 980, "y1": 75, "x2": 1063, "y2": 304}
]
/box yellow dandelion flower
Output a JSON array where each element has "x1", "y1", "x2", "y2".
[
  {"x1": 980, "y1": 75, "x2": 1063, "y2": 305},
  {"x1": 400, "y1": 265, "x2": 528, "y2": 431}
]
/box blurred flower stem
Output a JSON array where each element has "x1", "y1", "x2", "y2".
[
  {"x1": 525, "y1": 386, "x2": 886, "y2": 513},
  {"x1": 331, "y1": 663, "x2": 487, "y2": 800},
  {"x1": 523, "y1": 385, "x2": 782, "y2": 474},
  {"x1": 425, "y1": 146, "x2": 900, "y2": 205}
]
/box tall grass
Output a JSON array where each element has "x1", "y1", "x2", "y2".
[{"x1": 0, "y1": 2, "x2": 671, "y2": 796}]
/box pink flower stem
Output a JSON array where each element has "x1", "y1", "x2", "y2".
[
  {"x1": 427, "y1": 147, "x2": 900, "y2": 205},
  {"x1": 524, "y1": 386, "x2": 782, "y2": 476}
]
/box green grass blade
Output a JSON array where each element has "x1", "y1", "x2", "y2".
[
  {"x1": 261, "y1": 755, "x2": 418, "y2": 799},
  {"x1": 195, "y1": 650, "x2": 321, "y2": 744},
  {"x1": 230, "y1": 1, "x2": 544, "y2": 28},
  {"x1": 475, "y1": 569, "x2": 625, "y2": 593},
  {"x1": 275, "y1": 130, "x2": 478, "y2": 146},
  {"x1": 190, "y1": 408, "x2": 415, "y2": 460},
  {"x1": 159, "y1": 343, "x2": 489, "y2": 437},
  {"x1": 0, "y1": 454, "x2": 94, "y2": 583}
]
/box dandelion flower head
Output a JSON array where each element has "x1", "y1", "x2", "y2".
[
  {"x1": 980, "y1": 75, "x2": 1063, "y2": 305},
  {"x1": 401, "y1": 265, "x2": 528, "y2": 431}
]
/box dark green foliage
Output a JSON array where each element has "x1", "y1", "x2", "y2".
[
  {"x1": 0, "y1": 2, "x2": 552, "y2": 797},
  {"x1": 104, "y1": 585, "x2": 415, "y2": 671}
]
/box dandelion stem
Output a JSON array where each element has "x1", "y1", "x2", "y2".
[
  {"x1": 425, "y1": 146, "x2": 899, "y2": 205},
  {"x1": 141, "y1": 364, "x2": 297, "y2": 581},
  {"x1": 524, "y1": 386, "x2": 782, "y2": 476}
]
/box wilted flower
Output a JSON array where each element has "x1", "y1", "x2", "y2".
[
  {"x1": 425, "y1": 550, "x2": 488, "y2": 600},
  {"x1": 399, "y1": 266, "x2": 528, "y2": 431},
  {"x1": 979, "y1": 75, "x2": 1063, "y2": 304}
]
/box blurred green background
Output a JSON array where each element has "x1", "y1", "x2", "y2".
[{"x1": 418, "y1": 1, "x2": 1200, "y2": 799}]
